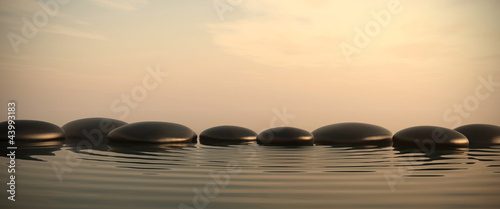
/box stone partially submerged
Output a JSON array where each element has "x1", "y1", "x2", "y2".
[
  {"x1": 200, "y1": 125, "x2": 257, "y2": 145},
  {"x1": 107, "y1": 121, "x2": 197, "y2": 143},
  {"x1": 393, "y1": 126, "x2": 469, "y2": 149},
  {"x1": 455, "y1": 124, "x2": 500, "y2": 147},
  {"x1": 0, "y1": 120, "x2": 65, "y2": 141},
  {"x1": 313, "y1": 122, "x2": 392, "y2": 146},
  {"x1": 257, "y1": 127, "x2": 314, "y2": 146},
  {"x1": 0, "y1": 120, "x2": 65, "y2": 160},
  {"x1": 63, "y1": 117, "x2": 127, "y2": 138},
  {"x1": 63, "y1": 118, "x2": 127, "y2": 150}
]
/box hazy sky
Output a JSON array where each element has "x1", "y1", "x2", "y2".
[{"x1": 1, "y1": 0, "x2": 499, "y2": 134}]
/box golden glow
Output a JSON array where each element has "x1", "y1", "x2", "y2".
[{"x1": 0, "y1": 0, "x2": 499, "y2": 134}]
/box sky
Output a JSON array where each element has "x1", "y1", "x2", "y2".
[{"x1": 0, "y1": 0, "x2": 499, "y2": 134}]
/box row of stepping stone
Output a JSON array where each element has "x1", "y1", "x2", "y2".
[{"x1": 1, "y1": 118, "x2": 499, "y2": 148}]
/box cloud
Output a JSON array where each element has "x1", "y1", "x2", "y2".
[
  {"x1": 0, "y1": 0, "x2": 41, "y2": 14},
  {"x1": 90, "y1": 0, "x2": 149, "y2": 11},
  {"x1": 43, "y1": 24, "x2": 108, "y2": 41},
  {"x1": 0, "y1": 0, "x2": 107, "y2": 41},
  {"x1": 207, "y1": 0, "x2": 396, "y2": 69},
  {"x1": 207, "y1": 0, "x2": 500, "y2": 69}
]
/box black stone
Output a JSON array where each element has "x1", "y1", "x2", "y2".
[
  {"x1": 62, "y1": 117, "x2": 127, "y2": 138},
  {"x1": 393, "y1": 126, "x2": 469, "y2": 148},
  {"x1": 107, "y1": 121, "x2": 197, "y2": 143},
  {"x1": 62, "y1": 118, "x2": 127, "y2": 150},
  {"x1": 313, "y1": 122, "x2": 392, "y2": 146},
  {"x1": 0, "y1": 120, "x2": 65, "y2": 141},
  {"x1": 0, "y1": 120, "x2": 65, "y2": 160},
  {"x1": 200, "y1": 125, "x2": 257, "y2": 145},
  {"x1": 455, "y1": 124, "x2": 500, "y2": 147},
  {"x1": 257, "y1": 127, "x2": 314, "y2": 146}
]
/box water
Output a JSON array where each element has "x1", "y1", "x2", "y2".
[{"x1": 2, "y1": 143, "x2": 500, "y2": 209}]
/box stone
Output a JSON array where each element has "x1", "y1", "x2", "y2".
[
  {"x1": 313, "y1": 122, "x2": 392, "y2": 146},
  {"x1": 454, "y1": 124, "x2": 500, "y2": 146},
  {"x1": 393, "y1": 126, "x2": 469, "y2": 148},
  {"x1": 200, "y1": 125, "x2": 257, "y2": 145},
  {"x1": 0, "y1": 120, "x2": 65, "y2": 141},
  {"x1": 107, "y1": 121, "x2": 197, "y2": 143},
  {"x1": 62, "y1": 117, "x2": 127, "y2": 138},
  {"x1": 63, "y1": 118, "x2": 127, "y2": 149},
  {"x1": 257, "y1": 127, "x2": 314, "y2": 146}
]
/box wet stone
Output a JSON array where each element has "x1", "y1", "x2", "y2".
[
  {"x1": 200, "y1": 125, "x2": 257, "y2": 145},
  {"x1": 393, "y1": 126, "x2": 469, "y2": 148},
  {"x1": 0, "y1": 120, "x2": 65, "y2": 141},
  {"x1": 313, "y1": 122, "x2": 392, "y2": 146},
  {"x1": 107, "y1": 121, "x2": 197, "y2": 143},
  {"x1": 257, "y1": 127, "x2": 314, "y2": 146},
  {"x1": 455, "y1": 124, "x2": 500, "y2": 147},
  {"x1": 62, "y1": 117, "x2": 127, "y2": 138},
  {"x1": 63, "y1": 118, "x2": 127, "y2": 149}
]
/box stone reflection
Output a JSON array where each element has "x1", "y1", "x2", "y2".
[
  {"x1": 1, "y1": 140, "x2": 64, "y2": 161},
  {"x1": 391, "y1": 147, "x2": 472, "y2": 178},
  {"x1": 108, "y1": 141, "x2": 195, "y2": 155}
]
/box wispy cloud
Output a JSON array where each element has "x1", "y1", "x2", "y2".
[
  {"x1": 208, "y1": 0, "x2": 500, "y2": 69},
  {"x1": 207, "y1": 0, "x2": 388, "y2": 69},
  {"x1": 0, "y1": 0, "x2": 108, "y2": 41},
  {"x1": 0, "y1": 0, "x2": 41, "y2": 14},
  {"x1": 43, "y1": 24, "x2": 108, "y2": 41},
  {"x1": 90, "y1": 0, "x2": 149, "y2": 11}
]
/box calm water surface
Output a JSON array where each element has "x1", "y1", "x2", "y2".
[{"x1": 1, "y1": 143, "x2": 500, "y2": 209}]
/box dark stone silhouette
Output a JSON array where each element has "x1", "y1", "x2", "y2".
[
  {"x1": 63, "y1": 118, "x2": 127, "y2": 150},
  {"x1": 0, "y1": 120, "x2": 65, "y2": 141},
  {"x1": 107, "y1": 121, "x2": 197, "y2": 143},
  {"x1": 455, "y1": 124, "x2": 500, "y2": 147},
  {"x1": 393, "y1": 126, "x2": 469, "y2": 149},
  {"x1": 313, "y1": 122, "x2": 392, "y2": 146},
  {"x1": 0, "y1": 120, "x2": 65, "y2": 161},
  {"x1": 257, "y1": 127, "x2": 314, "y2": 146},
  {"x1": 63, "y1": 117, "x2": 127, "y2": 138},
  {"x1": 200, "y1": 125, "x2": 257, "y2": 145}
]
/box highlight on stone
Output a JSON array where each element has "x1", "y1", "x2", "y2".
[
  {"x1": 200, "y1": 125, "x2": 257, "y2": 145},
  {"x1": 454, "y1": 124, "x2": 500, "y2": 147},
  {"x1": 257, "y1": 127, "x2": 314, "y2": 146},
  {"x1": 393, "y1": 126, "x2": 469, "y2": 148},
  {"x1": 0, "y1": 120, "x2": 65, "y2": 141},
  {"x1": 313, "y1": 122, "x2": 392, "y2": 146},
  {"x1": 62, "y1": 117, "x2": 127, "y2": 139},
  {"x1": 107, "y1": 121, "x2": 197, "y2": 143}
]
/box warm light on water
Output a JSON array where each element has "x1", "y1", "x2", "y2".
[
  {"x1": 1, "y1": 0, "x2": 499, "y2": 208},
  {"x1": 2, "y1": 144, "x2": 499, "y2": 208}
]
